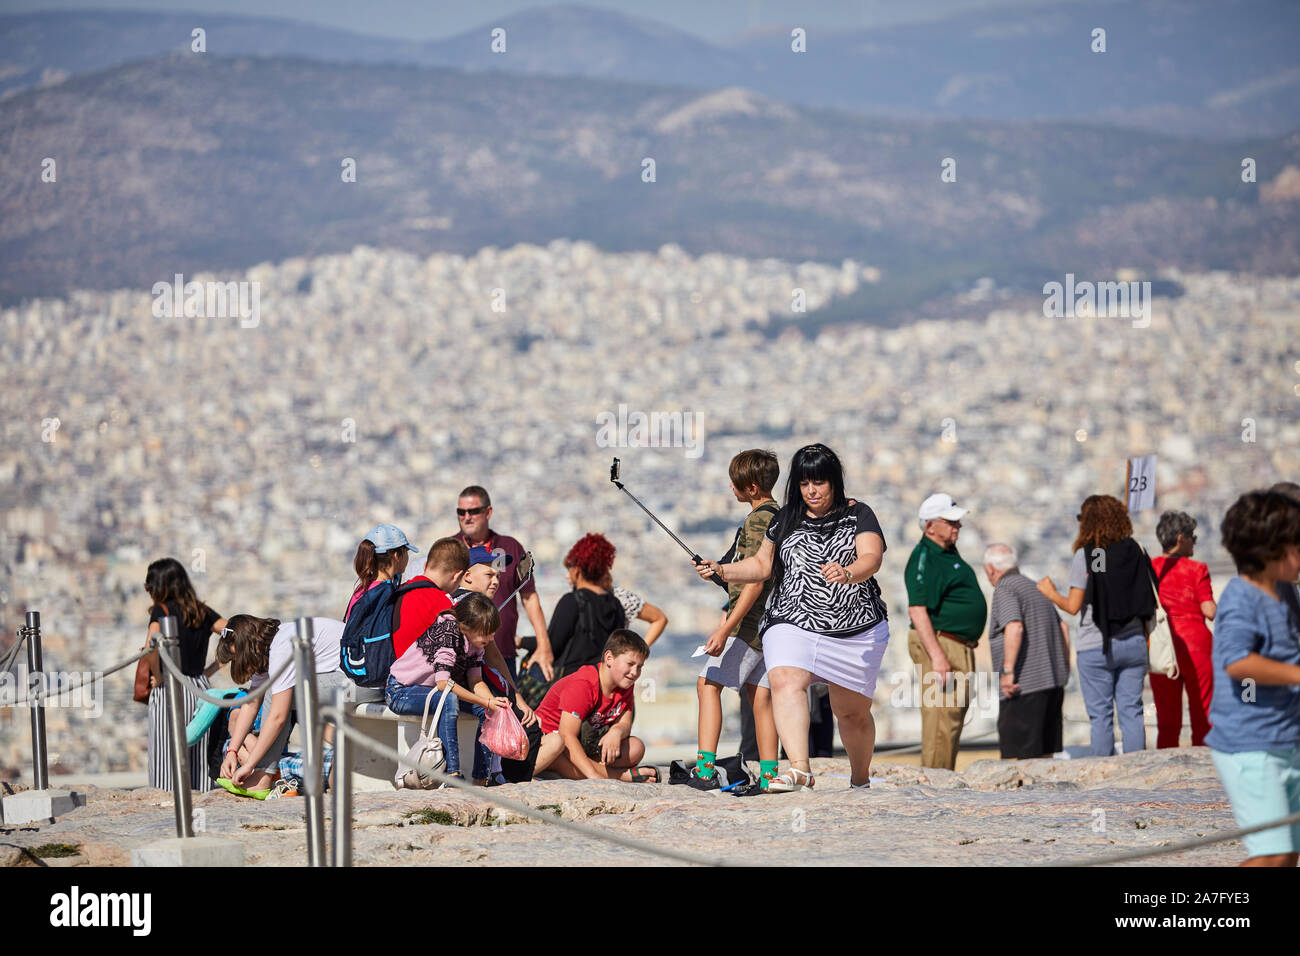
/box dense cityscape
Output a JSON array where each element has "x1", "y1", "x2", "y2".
[{"x1": 1, "y1": 240, "x2": 1297, "y2": 777}]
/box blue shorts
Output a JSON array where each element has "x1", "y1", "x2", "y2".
[{"x1": 1211, "y1": 747, "x2": 1300, "y2": 857}]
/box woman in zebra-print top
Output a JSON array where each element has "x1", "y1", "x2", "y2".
[{"x1": 697, "y1": 444, "x2": 889, "y2": 793}]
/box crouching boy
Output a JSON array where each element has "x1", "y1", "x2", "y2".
[{"x1": 533, "y1": 629, "x2": 659, "y2": 782}]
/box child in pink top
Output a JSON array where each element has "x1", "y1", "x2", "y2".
[{"x1": 384, "y1": 594, "x2": 509, "y2": 779}]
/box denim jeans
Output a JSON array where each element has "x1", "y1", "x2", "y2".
[
  {"x1": 1077, "y1": 632, "x2": 1148, "y2": 756},
  {"x1": 459, "y1": 697, "x2": 489, "y2": 780},
  {"x1": 385, "y1": 676, "x2": 466, "y2": 775}
]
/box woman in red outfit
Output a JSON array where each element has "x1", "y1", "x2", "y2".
[{"x1": 1150, "y1": 511, "x2": 1217, "y2": 747}]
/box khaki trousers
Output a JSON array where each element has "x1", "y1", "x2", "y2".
[{"x1": 908, "y1": 629, "x2": 977, "y2": 771}]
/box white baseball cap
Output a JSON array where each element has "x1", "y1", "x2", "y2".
[{"x1": 918, "y1": 493, "x2": 969, "y2": 529}]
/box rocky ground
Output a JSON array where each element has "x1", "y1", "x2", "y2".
[{"x1": 1, "y1": 749, "x2": 1243, "y2": 866}]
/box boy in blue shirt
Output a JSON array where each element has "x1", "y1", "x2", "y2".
[{"x1": 1207, "y1": 489, "x2": 1300, "y2": 866}]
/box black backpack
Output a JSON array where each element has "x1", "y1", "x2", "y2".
[
  {"x1": 668, "y1": 754, "x2": 754, "y2": 790},
  {"x1": 516, "y1": 589, "x2": 623, "y2": 708},
  {"x1": 339, "y1": 579, "x2": 439, "y2": 687},
  {"x1": 555, "y1": 588, "x2": 622, "y2": 678}
]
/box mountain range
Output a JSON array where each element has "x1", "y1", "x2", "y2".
[
  {"x1": 1, "y1": 4, "x2": 1298, "y2": 314},
  {"x1": 3, "y1": 1, "x2": 1299, "y2": 138}
]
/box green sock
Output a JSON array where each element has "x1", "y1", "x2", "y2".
[
  {"x1": 696, "y1": 750, "x2": 716, "y2": 780},
  {"x1": 759, "y1": 760, "x2": 779, "y2": 790}
]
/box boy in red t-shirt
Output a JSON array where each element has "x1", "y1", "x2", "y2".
[
  {"x1": 533, "y1": 630, "x2": 659, "y2": 782},
  {"x1": 391, "y1": 538, "x2": 470, "y2": 659}
]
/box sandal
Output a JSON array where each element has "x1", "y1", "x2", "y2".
[
  {"x1": 766, "y1": 767, "x2": 815, "y2": 793},
  {"x1": 627, "y1": 765, "x2": 660, "y2": 783}
]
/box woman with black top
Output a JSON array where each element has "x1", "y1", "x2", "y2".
[
  {"x1": 543, "y1": 533, "x2": 628, "y2": 677},
  {"x1": 1038, "y1": 494, "x2": 1155, "y2": 756},
  {"x1": 696, "y1": 444, "x2": 889, "y2": 792},
  {"x1": 142, "y1": 558, "x2": 227, "y2": 792}
]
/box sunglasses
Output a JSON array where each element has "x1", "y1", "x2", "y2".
[{"x1": 457, "y1": 506, "x2": 487, "y2": 517}]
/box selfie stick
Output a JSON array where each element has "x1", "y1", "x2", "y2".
[
  {"x1": 494, "y1": 552, "x2": 535, "y2": 609},
  {"x1": 609, "y1": 458, "x2": 726, "y2": 587}
]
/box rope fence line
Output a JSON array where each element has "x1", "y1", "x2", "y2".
[
  {"x1": 1052, "y1": 809, "x2": 1300, "y2": 867},
  {"x1": 322, "y1": 706, "x2": 733, "y2": 868},
  {"x1": 156, "y1": 646, "x2": 293, "y2": 709},
  {"x1": 1, "y1": 626, "x2": 28, "y2": 674},
  {"x1": 0, "y1": 645, "x2": 153, "y2": 707},
  {"x1": 878, "y1": 730, "x2": 999, "y2": 756}
]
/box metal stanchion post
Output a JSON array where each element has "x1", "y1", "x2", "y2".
[
  {"x1": 2, "y1": 609, "x2": 79, "y2": 825},
  {"x1": 161, "y1": 616, "x2": 194, "y2": 838},
  {"x1": 331, "y1": 684, "x2": 352, "y2": 868},
  {"x1": 131, "y1": 618, "x2": 244, "y2": 867},
  {"x1": 25, "y1": 611, "x2": 49, "y2": 791},
  {"x1": 292, "y1": 616, "x2": 327, "y2": 867}
]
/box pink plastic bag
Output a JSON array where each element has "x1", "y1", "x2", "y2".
[{"x1": 481, "y1": 704, "x2": 530, "y2": 760}]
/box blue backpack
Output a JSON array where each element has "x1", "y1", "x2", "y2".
[{"x1": 340, "y1": 579, "x2": 438, "y2": 687}]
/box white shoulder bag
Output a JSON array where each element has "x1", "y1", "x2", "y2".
[{"x1": 394, "y1": 680, "x2": 455, "y2": 790}]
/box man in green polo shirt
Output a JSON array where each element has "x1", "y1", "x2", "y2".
[{"x1": 905, "y1": 493, "x2": 988, "y2": 770}]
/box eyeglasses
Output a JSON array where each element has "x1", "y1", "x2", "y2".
[{"x1": 456, "y1": 506, "x2": 487, "y2": 517}]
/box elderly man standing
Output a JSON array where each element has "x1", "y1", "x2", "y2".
[
  {"x1": 905, "y1": 493, "x2": 988, "y2": 770},
  {"x1": 454, "y1": 485, "x2": 555, "y2": 681},
  {"x1": 983, "y1": 543, "x2": 1071, "y2": 760}
]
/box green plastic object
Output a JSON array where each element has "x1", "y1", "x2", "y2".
[{"x1": 186, "y1": 689, "x2": 246, "y2": 746}]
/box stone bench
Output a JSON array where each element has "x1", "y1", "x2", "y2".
[{"x1": 342, "y1": 685, "x2": 483, "y2": 792}]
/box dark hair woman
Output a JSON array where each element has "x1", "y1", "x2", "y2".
[
  {"x1": 696, "y1": 444, "x2": 890, "y2": 792},
  {"x1": 142, "y1": 557, "x2": 227, "y2": 792},
  {"x1": 1038, "y1": 494, "x2": 1155, "y2": 756}
]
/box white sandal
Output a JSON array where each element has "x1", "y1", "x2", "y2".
[{"x1": 767, "y1": 767, "x2": 815, "y2": 793}]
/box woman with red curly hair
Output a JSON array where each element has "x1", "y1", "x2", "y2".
[
  {"x1": 1039, "y1": 494, "x2": 1156, "y2": 756},
  {"x1": 543, "y1": 533, "x2": 628, "y2": 679}
]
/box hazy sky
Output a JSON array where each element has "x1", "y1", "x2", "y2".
[{"x1": 5, "y1": 0, "x2": 1064, "y2": 43}]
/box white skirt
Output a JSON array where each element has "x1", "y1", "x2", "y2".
[{"x1": 762, "y1": 620, "x2": 891, "y2": 699}]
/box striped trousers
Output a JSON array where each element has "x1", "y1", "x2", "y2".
[{"x1": 147, "y1": 675, "x2": 215, "y2": 792}]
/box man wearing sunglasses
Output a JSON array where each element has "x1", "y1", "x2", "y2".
[
  {"x1": 905, "y1": 492, "x2": 988, "y2": 770},
  {"x1": 454, "y1": 485, "x2": 555, "y2": 681}
]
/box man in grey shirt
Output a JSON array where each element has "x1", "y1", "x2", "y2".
[{"x1": 984, "y1": 544, "x2": 1070, "y2": 759}]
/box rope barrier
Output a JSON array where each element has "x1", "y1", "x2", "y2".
[
  {"x1": 0, "y1": 645, "x2": 154, "y2": 707},
  {"x1": 157, "y1": 648, "x2": 294, "y2": 709},
  {"x1": 1051, "y1": 808, "x2": 1300, "y2": 866},
  {"x1": 322, "y1": 706, "x2": 732, "y2": 867},
  {"x1": 878, "y1": 730, "x2": 999, "y2": 756},
  {"x1": 1, "y1": 626, "x2": 28, "y2": 673}
]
